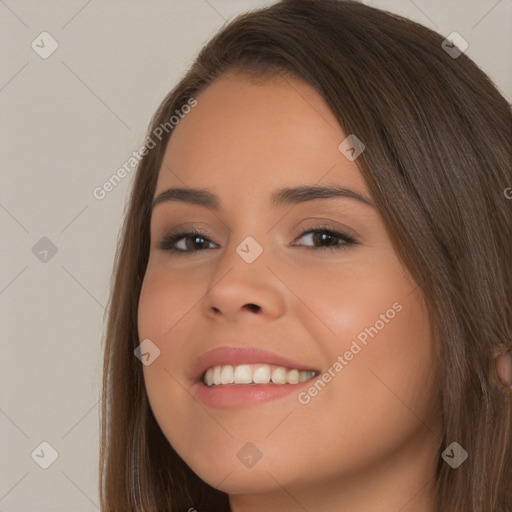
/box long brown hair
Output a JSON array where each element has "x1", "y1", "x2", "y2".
[{"x1": 99, "y1": 1, "x2": 512, "y2": 510}]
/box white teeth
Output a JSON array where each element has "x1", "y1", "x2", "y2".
[
  {"x1": 202, "y1": 364, "x2": 317, "y2": 387},
  {"x1": 253, "y1": 365, "x2": 271, "y2": 384},
  {"x1": 287, "y1": 369, "x2": 299, "y2": 384},
  {"x1": 271, "y1": 366, "x2": 287, "y2": 384},
  {"x1": 220, "y1": 365, "x2": 234, "y2": 384},
  {"x1": 234, "y1": 364, "x2": 252, "y2": 384}
]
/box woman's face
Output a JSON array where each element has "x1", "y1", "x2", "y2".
[{"x1": 138, "y1": 71, "x2": 442, "y2": 507}]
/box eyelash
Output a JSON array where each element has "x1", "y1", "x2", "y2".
[{"x1": 158, "y1": 225, "x2": 358, "y2": 254}]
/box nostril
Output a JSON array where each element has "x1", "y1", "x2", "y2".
[{"x1": 245, "y1": 303, "x2": 260, "y2": 313}]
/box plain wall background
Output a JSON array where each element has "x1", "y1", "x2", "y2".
[{"x1": 1, "y1": 1, "x2": 510, "y2": 510}]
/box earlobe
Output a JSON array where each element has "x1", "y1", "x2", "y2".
[{"x1": 495, "y1": 351, "x2": 512, "y2": 388}]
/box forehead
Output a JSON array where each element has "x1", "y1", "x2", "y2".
[{"x1": 155, "y1": 71, "x2": 368, "y2": 202}]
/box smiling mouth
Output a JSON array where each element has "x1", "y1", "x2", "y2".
[{"x1": 202, "y1": 363, "x2": 319, "y2": 387}]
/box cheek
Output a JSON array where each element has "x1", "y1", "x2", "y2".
[
  {"x1": 274, "y1": 254, "x2": 420, "y2": 352},
  {"x1": 137, "y1": 268, "x2": 206, "y2": 456},
  {"x1": 312, "y1": 278, "x2": 437, "y2": 439},
  {"x1": 137, "y1": 264, "x2": 201, "y2": 339},
  {"x1": 279, "y1": 261, "x2": 438, "y2": 439},
  {"x1": 137, "y1": 268, "x2": 198, "y2": 403}
]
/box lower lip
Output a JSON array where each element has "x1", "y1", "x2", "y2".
[{"x1": 192, "y1": 380, "x2": 313, "y2": 408}]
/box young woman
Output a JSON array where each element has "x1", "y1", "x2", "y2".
[{"x1": 99, "y1": 1, "x2": 512, "y2": 510}]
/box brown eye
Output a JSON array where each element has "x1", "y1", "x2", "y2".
[
  {"x1": 159, "y1": 230, "x2": 216, "y2": 253},
  {"x1": 293, "y1": 226, "x2": 357, "y2": 251}
]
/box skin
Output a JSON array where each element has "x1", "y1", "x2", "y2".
[{"x1": 137, "y1": 71, "x2": 443, "y2": 512}]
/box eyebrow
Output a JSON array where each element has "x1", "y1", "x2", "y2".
[{"x1": 151, "y1": 184, "x2": 375, "y2": 211}]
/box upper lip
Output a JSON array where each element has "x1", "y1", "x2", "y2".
[{"x1": 190, "y1": 346, "x2": 320, "y2": 383}]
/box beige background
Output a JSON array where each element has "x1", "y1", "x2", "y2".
[{"x1": 1, "y1": 1, "x2": 510, "y2": 510}]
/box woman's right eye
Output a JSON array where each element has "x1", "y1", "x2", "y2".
[{"x1": 158, "y1": 230, "x2": 216, "y2": 253}]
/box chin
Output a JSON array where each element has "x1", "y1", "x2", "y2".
[
  {"x1": 192, "y1": 461, "x2": 289, "y2": 495},
  {"x1": 179, "y1": 440, "x2": 310, "y2": 496}
]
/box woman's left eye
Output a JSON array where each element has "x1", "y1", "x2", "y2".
[
  {"x1": 158, "y1": 226, "x2": 357, "y2": 254},
  {"x1": 293, "y1": 227, "x2": 357, "y2": 251}
]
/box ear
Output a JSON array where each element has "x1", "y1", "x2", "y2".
[{"x1": 496, "y1": 351, "x2": 512, "y2": 388}]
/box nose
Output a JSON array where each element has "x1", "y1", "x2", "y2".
[{"x1": 200, "y1": 236, "x2": 286, "y2": 323}]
